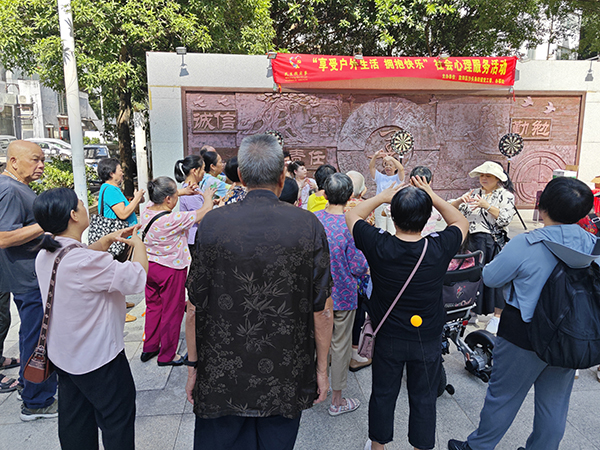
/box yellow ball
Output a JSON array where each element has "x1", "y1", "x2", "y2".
[{"x1": 410, "y1": 315, "x2": 423, "y2": 328}]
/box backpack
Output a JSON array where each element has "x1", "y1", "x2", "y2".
[{"x1": 528, "y1": 260, "x2": 600, "y2": 369}]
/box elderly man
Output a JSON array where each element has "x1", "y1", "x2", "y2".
[
  {"x1": 185, "y1": 133, "x2": 333, "y2": 450},
  {"x1": 0, "y1": 140, "x2": 58, "y2": 420}
]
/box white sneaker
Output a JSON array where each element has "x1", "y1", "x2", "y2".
[
  {"x1": 575, "y1": 369, "x2": 580, "y2": 379},
  {"x1": 364, "y1": 439, "x2": 372, "y2": 450},
  {"x1": 486, "y1": 316, "x2": 500, "y2": 334},
  {"x1": 352, "y1": 348, "x2": 369, "y2": 363}
]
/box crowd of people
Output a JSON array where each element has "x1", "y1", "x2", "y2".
[{"x1": 0, "y1": 135, "x2": 598, "y2": 450}]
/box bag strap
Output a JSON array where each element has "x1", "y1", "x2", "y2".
[
  {"x1": 142, "y1": 211, "x2": 170, "y2": 242},
  {"x1": 36, "y1": 243, "x2": 83, "y2": 351},
  {"x1": 99, "y1": 187, "x2": 105, "y2": 217},
  {"x1": 373, "y1": 239, "x2": 428, "y2": 336}
]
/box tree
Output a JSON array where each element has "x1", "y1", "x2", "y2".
[
  {"x1": 0, "y1": 0, "x2": 273, "y2": 195},
  {"x1": 271, "y1": 0, "x2": 563, "y2": 57}
]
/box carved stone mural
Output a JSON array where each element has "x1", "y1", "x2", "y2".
[{"x1": 183, "y1": 91, "x2": 582, "y2": 207}]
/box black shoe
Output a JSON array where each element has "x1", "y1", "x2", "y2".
[
  {"x1": 518, "y1": 448, "x2": 526, "y2": 450},
  {"x1": 140, "y1": 351, "x2": 159, "y2": 363},
  {"x1": 448, "y1": 440, "x2": 472, "y2": 450},
  {"x1": 157, "y1": 355, "x2": 185, "y2": 367}
]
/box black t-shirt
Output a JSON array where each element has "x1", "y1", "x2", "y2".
[
  {"x1": 353, "y1": 220, "x2": 462, "y2": 342},
  {"x1": 0, "y1": 176, "x2": 43, "y2": 294}
]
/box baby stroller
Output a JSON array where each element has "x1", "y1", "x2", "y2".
[{"x1": 438, "y1": 250, "x2": 496, "y2": 396}]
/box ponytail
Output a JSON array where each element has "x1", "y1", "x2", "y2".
[{"x1": 174, "y1": 155, "x2": 203, "y2": 183}]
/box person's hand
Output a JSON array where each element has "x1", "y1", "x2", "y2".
[
  {"x1": 133, "y1": 189, "x2": 145, "y2": 202},
  {"x1": 179, "y1": 184, "x2": 199, "y2": 196},
  {"x1": 458, "y1": 190, "x2": 474, "y2": 205},
  {"x1": 466, "y1": 194, "x2": 490, "y2": 210},
  {"x1": 411, "y1": 175, "x2": 434, "y2": 199},
  {"x1": 377, "y1": 182, "x2": 403, "y2": 204},
  {"x1": 186, "y1": 368, "x2": 196, "y2": 405},
  {"x1": 200, "y1": 187, "x2": 217, "y2": 204},
  {"x1": 104, "y1": 225, "x2": 140, "y2": 245},
  {"x1": 313, "y1": 369, "x2": 329, "y2": 404}
]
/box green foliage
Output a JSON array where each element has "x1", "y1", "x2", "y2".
[
  {"x1": 29, "y1": 159, "x2": 97, "y2": 206},
  {"x1": 83, "y1": 136, "x2": 101, "y2": 145},
  {"x1": 0, "y1": 0, "x2": 273, "y2": 195},
  {"x1": 271, "y1": 0, "x2": 581, "y2": 57}
]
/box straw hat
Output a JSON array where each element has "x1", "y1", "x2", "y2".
[
  {"x1": 469, "y1": 161, "x2": 507, "y2": 182},
  {"x1": 591, "y1": 175, "x2": 600, "y2": 184}
]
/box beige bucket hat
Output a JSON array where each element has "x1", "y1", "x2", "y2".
[{"x1": 469, "y1": 161, "x2": 507, "y2": 182}]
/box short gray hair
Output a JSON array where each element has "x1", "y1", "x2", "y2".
[
  {"x1": 148, "y1": 176, "x2": 177, "y2": 204},
  {"x1": 346, "y1": 170, "x2": 365, "y2": 198},
  {"x1": 324, "y1": 173, "x2": 354, "y2": 205},
  {"x1": 238, "y1": 134, "x2": 284, "y2": 188}
]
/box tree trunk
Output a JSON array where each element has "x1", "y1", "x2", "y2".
[{"x1": 118, "y1": 46, "x2": 134, "y2": 197}]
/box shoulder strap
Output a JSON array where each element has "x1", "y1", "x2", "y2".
[
  {"x1": 142, "y1": 211, "x2": 170, "y2": 242},
  {"x1": 99, "y1": 187, "x2": 105, "y2": 217},
  {"x1": 373, "y1": 238, "x2": 429, "y2": 336},
  {"x1": 37, "y1": 243, "x2": 83, "y2": 349}
]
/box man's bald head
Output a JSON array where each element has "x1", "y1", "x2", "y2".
[
  {"x1": 7, "y1": 140, "x2": 42, "y2": 160},
  {"x1": 6, "y1": 140, "x2": 45, "y2": 184}
]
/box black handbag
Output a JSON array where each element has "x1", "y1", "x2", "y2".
[{"x1": 88, "y1": 187, "x2": 130, "y2": 260}]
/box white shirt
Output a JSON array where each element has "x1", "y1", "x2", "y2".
[
  {"x1": 375, "y1": 170, "x2": 402, "y2": 195},
  {"x1": 35, "y1": 237, "x2": 147, "y2": 375}
]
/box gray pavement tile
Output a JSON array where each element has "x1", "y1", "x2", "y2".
[
  {"x1": 571, "y1": 366, "x2": 600, "y2": 392},
  {"x1": 173, "y1": 413, "x2": 195, "y2": 450},
  {"x1": 565, "y1": 390, "x2": 600, "y2": 450},
  {"x1": 135, "y1": 414, "x2": 182, "y2": 449},
  {"x1": 0, "y1": 389, "x2": 29, "y2": 425},
  {"x1": 130, "y1": 345, "x2": 177, "y2": 392},
  {"x1": 0, "y1": 420, "x2": 60, "y2": 450}
]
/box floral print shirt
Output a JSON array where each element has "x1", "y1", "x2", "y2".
[
  {"x1": 314, "y1": 211, "x2": 368, "y2": 310},
  {"x1": 140, "y1": 208, "x2": 197, "y2": 269},
  {"x1": 457, "y1": 187, "x2": 516, "y2": 235},
  {"x1": 186, "y1": 190, "x2": 332, "y2": 419}
]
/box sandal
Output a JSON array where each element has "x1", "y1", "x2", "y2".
[
  {"x1": 0, "y1": 356, "x2": 19, "y2": 370},
  {"x1": 328, "y1": 397, "x2": 361, "y2": 416},
  {"x1": 157, "y1": 355, "x2": 185, "y2": 367},
  {"x1": 0, "y1": 377, "x2": 19, "y2": 393}
]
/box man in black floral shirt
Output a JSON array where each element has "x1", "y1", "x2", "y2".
[{"x1": 185, "y1": 133, "x2": 333, "y2": 450}]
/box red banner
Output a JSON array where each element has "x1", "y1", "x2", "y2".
[{"x1": 272, "y1": 53, "x2": 517, "y2": 86}]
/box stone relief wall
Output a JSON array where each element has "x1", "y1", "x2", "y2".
[{"x1": 184, "y1": 91, "x2": 582, "y2": 207}]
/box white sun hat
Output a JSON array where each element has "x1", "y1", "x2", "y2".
[{"x1": 469, "y1": 161, "x2": 507, "y2": 182}]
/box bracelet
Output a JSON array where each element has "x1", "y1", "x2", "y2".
[
  {"x1": 485, "y1": 205, "x2": 492, "y2": 212},
  {"x1": 184, "y1": 359, "x2": 198, "y2": 368}
]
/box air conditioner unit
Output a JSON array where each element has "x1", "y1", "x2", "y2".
[{"x1": 18, "y1": 95, "x2": 31, "y2": 105}]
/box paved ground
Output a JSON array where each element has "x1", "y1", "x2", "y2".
[{"x1": 1, "y1": 210, "x2": 600, "y2": 449}]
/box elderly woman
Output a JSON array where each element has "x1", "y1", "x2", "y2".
[
  {"x1": 368, "y1": 150, "x2": 405, "y2": 233},
  {"x1": 451, "y1": 161, "x2": 516, "y2": 333},
  {"x1": 97, "y1": 158, "x2": 145, "y2": 226},
  {"x1": 346, "y1": 177, "x2": 468, "y2": 450},
  {"x1": 199, "y1": 147, "x2": 230, "y2": 198},
  {"x1": 33, "y1": 188, "x2": 148, "y2": 449},
  {"x1": 314, "y1": 173, "x2": 369, "y2": 416},
  {"x1": 140, "y1": 177, "x2": 215, "y2": 366}
]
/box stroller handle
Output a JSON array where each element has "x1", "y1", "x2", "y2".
[{"x1": 452, "y1": 250, "x2": 485, "y2": 266}]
